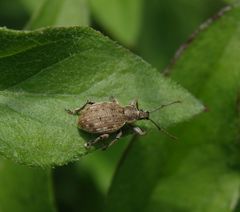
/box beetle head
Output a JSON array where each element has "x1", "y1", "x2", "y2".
[
  {"x1": 125, "y1": 100, "x2": 181, "y2": 127},
  {"x1": 136, "y1": 100, "x2": 181, "y2": 140},
  {"x1": 124, "y1": 106, "x2": 149, "y2": 123},
  {"x1": 138, "y1": 109, "x2": 149, "y2": 120}
]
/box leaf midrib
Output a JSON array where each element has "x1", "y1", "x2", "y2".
[{"x1": 1, "y1": 40, "x2": 95, "y2": 92}]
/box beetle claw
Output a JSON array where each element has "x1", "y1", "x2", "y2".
[
  {"x1": 65, "y1": 109, "x2": 74, "y2": 115},
  {"x1": 84, "y1": 142, "x2": 92, "y2": 149}
]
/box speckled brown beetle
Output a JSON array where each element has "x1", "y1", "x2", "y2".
[{"x1": 66, "y1": 97, "x2": 180, "y2": 150}]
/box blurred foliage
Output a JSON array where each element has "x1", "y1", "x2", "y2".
[
  {"x1": 54, "y1": 163, "x2": 105, "y2": 212},
  {"x1": 0, "y1": 0, "x2": 238, "y2": 212},
  {"x1": 25, "y1": 0, "x2": 89, "y2": 29},
  {"x1": 19, "y1": 0, "x2": 45, "y2": 13},
  {"x1": 77, "y1": 138, "x2": 129, "y2": 193},
  {"x1": 0, "y1": 159, "x2": 55, "y2": 212},
  {"x1": 89, "y1": 0, "x2": 143, "y2": 46},
  {"x1": 137, "y1": 0, "x2": 226, "y2": 70},
  {"x1": 0, "y1": 0, "x2": 29, "y2": 29},
  {"x1": 107, "y1": 4, "x2": 240, "y2": 212}
]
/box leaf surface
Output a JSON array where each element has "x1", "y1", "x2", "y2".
[{"x1": 0, "y1": 26, "x2": 203, "y2": 166}]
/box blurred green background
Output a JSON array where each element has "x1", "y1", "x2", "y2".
[{"x1": 0, "y1": 0, "x2": 233, "y2": 211}]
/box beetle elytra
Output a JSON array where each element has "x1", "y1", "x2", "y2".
[{"x1": 66, "y1": 97, "x2": 180, "y2": 150}]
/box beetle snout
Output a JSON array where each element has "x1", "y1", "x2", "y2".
[{"x1": 139, "y1": 110, "x2": 149, "y2": 120}]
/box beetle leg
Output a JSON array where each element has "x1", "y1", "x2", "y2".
[
  {"x1": 132, "y1": 126, "x2": 146, "y2": 136},
  {"x1": 102, "y1": 130, "x2": 123, "y2": 150},
  {"x1": 130, "y1": 99, "x2": 139, "y2": 109},
  {"x1": 109, "y1": 96, "x2": 119, "y2": 104},
  {"x1": 65, "y1": 100, "x2": 95, "y2": 115},
  {"x1": 85, "y1": 134, "x2": 109, "y2": 148}
]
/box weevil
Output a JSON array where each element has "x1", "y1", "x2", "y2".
[{"x1": 66, "y1": 97, "x2": 180, "y2": 150}]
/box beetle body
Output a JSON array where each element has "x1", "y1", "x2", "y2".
[
  {"x1": 78, "y1": 102, "x2": 126, "y2": 134},
  {"x1": 78, "y1": 101, "x2": 149, "y2": 134},
  {"x1": 66, "y1": 98, "x2": 179, "y2": 149}
]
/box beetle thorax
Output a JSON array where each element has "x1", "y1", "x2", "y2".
[{"x1": 124, "y1": 106, "x2": 149, "y2": 123}]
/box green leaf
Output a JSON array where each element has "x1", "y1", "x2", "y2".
[
  {"x1": 0, "y1": 159, "x2": 55, "y2": 212},
  {"x1": 25, "y1": 0, "x2": 89, "y2": 30},
  {"x1": 89, "y1": 0, "x2": 143, "y2": 46},
  {"x1": 0, "y1": 26, "x2": 203, "y2": 166},
  {"x1": 77, "y1": 138, "x2": 129, "y2": 193},
  {"x1": 224, "y1": 0, "x2": 240, "y2": 4},
  {"x1": 107, "y1": 5, "x2": 240, "y2": 212},
  {"x1": 20, "y1": 0, "x2": 45, "y2": 13},
  {"x1": 0, "y1": 0, "x2": 30, "y2": 29},
  {"x1": 53, "y1": 163, "x2": 105, "y2": 212},
  {"x1": 137, "y1": 0, "x2": 225, "y2": 69}
]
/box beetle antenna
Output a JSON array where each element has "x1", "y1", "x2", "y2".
[
  {"x1": 149, "y1": 118, "x2": 177, "y2": 140},
  {"x1": 150, "y1": 100, "x2": 181, "y2": 113}
]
